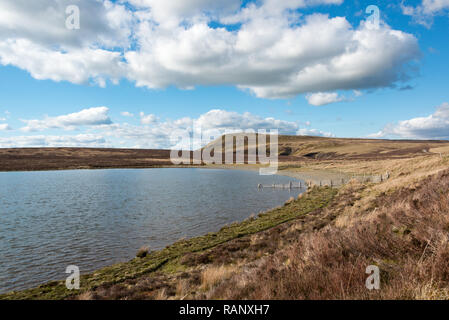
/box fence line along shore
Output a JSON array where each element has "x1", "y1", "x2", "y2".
[{"x1": 258, "y1": 172, "x2": 390, "y2": 189}]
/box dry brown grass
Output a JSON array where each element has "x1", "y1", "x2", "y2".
[
  {"x1": 205, "y1": 169, "x2": 449, "y2": 300},
  {"x1": 76, "y1": 291, "x2": 95, "y2": 300},
  {"x1": 334, "y1": 154, "x2": 449, "y2": 228},
  {"x1": 200, "y1": 265, "x2": 238, "y2": 291},
  {"x1": 155, "y1": 288, "x2": 168, "y2": 300},
  {"x1": 414, "y1": 282, "x2": 449, "y2": 300},
  {"x1": 175, "y1": 279, "x2": 191, "y2": 299}
]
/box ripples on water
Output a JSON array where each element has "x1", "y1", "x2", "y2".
[{"x1": 0, "y1": 168, "x2": 303, "y2": 293}]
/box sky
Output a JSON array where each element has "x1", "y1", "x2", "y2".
[{"x1": 0, "y1": 0, "x2": 449, "y2": 148}]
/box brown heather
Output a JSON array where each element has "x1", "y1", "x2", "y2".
[{"x1": 206, "y1": 169, "x2": 449, "y2": 300}]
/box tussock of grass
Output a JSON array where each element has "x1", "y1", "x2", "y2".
[
  {"x1": 200, "y1": 265, "x2": 238, "y2": 291},
  {"x1": 136, "y1": 247, "x2": 150, "y2": 258}
]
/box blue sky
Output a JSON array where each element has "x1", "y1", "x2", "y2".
[{"x1": 0, "y1": 0, "x2": 449, "y2": 148}]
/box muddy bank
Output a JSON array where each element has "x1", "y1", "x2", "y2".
[{"x1": 202, "y1": 164, "x2": 352, "y2": 185}]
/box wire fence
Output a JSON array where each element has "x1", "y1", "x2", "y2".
[{"x1": 258, "y1": 173, "x2": 390, "y2": 189}]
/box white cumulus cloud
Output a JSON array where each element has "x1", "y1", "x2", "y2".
[
  {"x1": 126, "y1": 13, "x2": 420, "y2": 99},
  {"x1": 1, "y1": 107, "x2": 334, "y2": 148},
  {"x1": 306, "y1": 92, "x2": 346, "y2": 106},
  {"x1": 0, "y1": 134, "x2": 108, "y2": 148},
  {"x1": 0, "y1": 123, "x2": 12, "y2": 131},
  {"x1": 20, "y1": 107, "x2": 112, "y2": 132},
  {"x1": 370, "y1": 103, "x2": 449, "y2": 139},
  {"x1": 402, "y1": 0, "x2": 449, "y2": 27},
  {"x1": 0, "y1": 0, "x2": 133, "y2": 48},
  {"x1": 194, "y1": 109, "x2": 299, "y2": 132},
  {"x1": 0, "y1": 39, "x2": 125, "y2": 86},
  {"x1": 106, "y1": 109, "x2": 303, "y2": 149},
  {"x1": 139, "y1": 112, "x2": 158, "y2": 124},
  {"x1": 0, "y1": 0, "x2": 420, "y2": 100},
  {"x1": 297, "y1": 128, "x2": 334, "y2": 137}
]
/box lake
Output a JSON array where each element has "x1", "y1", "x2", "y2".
[{"x1": 0, "y1": 168, "x2": 303, "y2": 293}]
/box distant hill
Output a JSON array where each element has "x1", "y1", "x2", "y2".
[
  {"x1": 0, "y1": 148, "x2": 176, "y2": 171},
  {"x1": 203, "y1": 134, "x2": 449, "y2": 161},
  {"x1": 1, "y1": 135, "x2": 448, "y2": 171}
]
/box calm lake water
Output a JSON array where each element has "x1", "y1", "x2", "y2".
[{"x1": 0, "y1": 168, "x2": 303, "y2": 293}]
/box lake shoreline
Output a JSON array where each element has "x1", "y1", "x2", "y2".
[
  {"x1": 0, "y1": 166, "x2": 308, "y2": 297},
  {"x1": 0, "y1": 184, "x2": 336, "y2": 300},
  {"x1": 0, "y1": 161, "x2": 348, "y2": 187}
]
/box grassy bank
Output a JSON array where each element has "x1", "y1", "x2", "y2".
[
  {"x1": 208, "y1": 169, "x2": 449, "y2": 300},
  {"x1": 0, "y1": 186, "x2": 337, "y2": 300},
  {"x1": 65, "y1": 154, "x2": 449, "y2": 300}
]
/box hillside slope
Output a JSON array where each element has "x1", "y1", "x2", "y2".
[
  {"x1": 204, "y1": 134, "x2": 449, "y2": 161},
  {"x1": 0, "y1": 136, "x2": 448, "y2": 172},
  {"x1": 0, "y1": 148, "x2": 175, "y2": 171}
]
